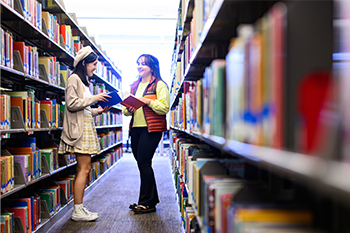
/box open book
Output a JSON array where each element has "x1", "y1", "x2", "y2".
[{"x1": 98, "y1": 91, "x2": 146, "y2": 110}]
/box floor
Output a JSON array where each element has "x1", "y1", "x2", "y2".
[{"x1": 46, "y1": 152, "x2": 183, "y2": 233}]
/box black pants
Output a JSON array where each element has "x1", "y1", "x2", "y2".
[{"x1": 130, "y1": 127, "x2": 162, "y2": 207}]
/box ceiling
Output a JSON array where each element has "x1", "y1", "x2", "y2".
[{"x1": 62, "y1": 0, "x2": 180, "y2": 85}]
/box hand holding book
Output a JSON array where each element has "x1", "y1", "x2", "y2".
[
  {"x1": 98, "y1": 91, "x2": 146, "y2": 110},
  {"x1": 96, "y1": 92, "x2": 111, "y2": 102}
]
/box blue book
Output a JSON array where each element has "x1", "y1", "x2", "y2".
[{"x1": 98, "y1": 91, "x2": 122, "y2": 108}]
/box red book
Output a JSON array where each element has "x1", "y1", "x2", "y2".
[
  {"x1": 4, "y1": 207, "x2": 28, "y2": 233},
  {"x1": 270, "y1": 3, "x2": 286, "y2": 149},
  {"x1": 8, "y1": 198, "x2": 33, "y2": 232},
  {"x1": 13, "y1": 42, "x2": 27, "y2": 72},
  {"x1": 220, "y1": 193, "x2": 234, "y2": 233},
  {"x1": 59, "y1": 25, "x2": 67, "y2": 46},
  {"x1": 298, "y1": 71, "x2": 331, "y2": 154}
]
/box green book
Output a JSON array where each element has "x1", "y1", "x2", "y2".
[
  {"x1": 40, "y1": 149, "x2": 53, "y2": 172},
  {"x1": 38, "y1": 191, "x2": 53, "y2": 215}
]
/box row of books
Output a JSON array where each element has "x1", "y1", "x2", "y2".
[
  {"x1": 170, "y1": 0, "x2": 216, "y2": 92},
  {"x1": 168, "y1": 6, "x2": 291, "y2": 145},
  {"x1": 172, "y1": 1, "x2": 336, "y2": 156},
  {"x1": 88, "y1": 146, "x2": 123, "y2": 186},
  {"x1": 95, "y1": 62, "x2": 121, "y2": 88},
  {"x1": 1, "y1": 145, "x2": 123, "y2": 231},
  {"x1": 1, "y1": 27, "x2": 14, "y2": 69},
  {"x1": 90, "y1": 82, "x2": 121, "y2": 96},
  {"x1": 1, "y1": 138, "x2": 60, "y2": 191},
  {"x1": 1, "y1": 20, "x2": 115, "y2": 88},
  {"x1": 0, "y1": 174, "x2": 75, "y2": 233},
  {"x1": 170, "y1": 42, "x2": 218, "y2": 102},
  {"x1": 0, "y1": 136, "x2": 123, "y2": 196},
  {"x1": 1, "y1": 26, "x2": 118, "y2": 88},
  {"x1": 58, "y1": 24, "x2": 74, "y2": 55},
  {"x1": 2, "y1": 195, "x2": 42, "y2": 233},
  {"x1": 0, "y1": 90, "x2": 63, "y2": 130},
  {"x1": 1, "y1": 145, "x2": 123, "y2": 232},
  {"x1": 93, "y1": 111, "x2": 122, "y2": 126},
  {"x1": 171, "y1": 132, "x2": 324, "y2": 233},
  {"x1": 2, "y1": 28, "x2": 119, "y2": 92},
  {"x1": 3, "y1": 0, "x2": 123, "y2": 87},
  {"x1": 13, "y1": 41, "x2": 39, "y2": 78},
  {"x1": 18, "y1": 0, "x2": 43, "y2": 31},
  {"x1": 56, "y1": 176, "x2": 75, "y2": 204},
  {"x1": 1, "y1": 143, "x2": 42, "y2": 192},
  {"x1": 39, "y1": 55, "x2": 67, "y2": 86},
  {"x1": 1, "y1": 28, "x2": 71, "y2": 85},
  {"x1": 1, "y1": 0, "x2": 43, "y2": 31},
  {"x1": 98, "y1": 130, "x2": 122, "y2": 149},
  {"x1": 90, "y1": 83, "x2": 107, "y2": 95}
]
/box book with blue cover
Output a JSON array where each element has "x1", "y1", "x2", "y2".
[{"x1": 98, "y1": 91, "x2": 146, "y2": 110}]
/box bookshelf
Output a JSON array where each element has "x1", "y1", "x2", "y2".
[
  {"x1": 170, "y1": 0, "x2": 350, "y2": 232},
  {"x1": 1, "y1": 0, "x2": 124, "y2": 232}
]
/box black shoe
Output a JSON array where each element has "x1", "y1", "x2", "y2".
[
  {"x1": 129, "y1": 203, "x2": 138, "y2": 210},
  {"x1": 133, "y1": 205, "x2": 156, "y2": 214}
]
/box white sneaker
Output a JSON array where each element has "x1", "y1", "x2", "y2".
[
  {"x1": 71, "y1": 205, "x2": 99, "y2": 221},
  {"x1": 82, "y1": 205, "x2": 99, "y2": 216}
]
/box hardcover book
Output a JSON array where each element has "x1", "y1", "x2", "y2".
[{"x1": 98, "y1": 91, "x2": 146, "y2": 110}]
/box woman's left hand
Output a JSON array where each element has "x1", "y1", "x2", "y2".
[{"x1": 97, "y1": 106, "x2": 111, "y2": 114}]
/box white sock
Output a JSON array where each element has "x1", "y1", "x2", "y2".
[{"x1": 74, "y1": 204, "x2": 83, "y2": 209}]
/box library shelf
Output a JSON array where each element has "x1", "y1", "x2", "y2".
[
  {"x1": 1, "y1": 127, "x2": 63, "y2": 134},
  {"x1": 66, "y1": 161, "x2": 77, "y2": 168},
  {"x1": 32, "y1": 158, "x2": 123, "y2": 233},
  {"x1": 170, "y1": 125, "x2": 350, "y2": 205},
  {"x1": 1, "y1": 140, "x2": 123, "y2": 200},
  {"x1": 95, "y1": 124, "x2": 123, "y2": 130},
  {"x1": 42, "y1": 0, "x2": 122, "y2": 78},
  {"x1": 0, "y1": 64, "x2": 26, "y2": 77},
  {"x1": 171, "y1": 0, "x2": 227, "y2": 109},
  {"x1": 26, "y1": 174, "x2": 51, "y2": 186},
  {"x1": 0, "y1": 2, "x2": 75, "y2": 67},
  {"x1": 91, "y1": 73, "x2": 121, "y2": 93},
  {"x1": 1, "y1": 128, "x2": 26, "y2": 134},
  {"x1": 1, "y1": 1, "x2": 124, "y2": 232},
  {"x1": 96, "y1": 141, "x2": 123, "y2": 156},
  {"x1": 0, "y1": 65, "x2": 66, "y2": 93},
  {"x1": 171, "y1": 0, "x2": 279, "y2": 108},
  {"x1": 0, "y1": 184, "x2": 26, "y2": 199}
]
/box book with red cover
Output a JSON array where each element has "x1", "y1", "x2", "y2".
[
  {"x1": 98, "y1": 91, "x2": 146, "y2": 110},
  {"x1": 13, "y1": 42, "x2": 27, "y2": 73},
  {"x1": 9, "y1": 198, "x2": 34, "y2": 232},
  {"x1": 59, "y1": 25, "x2": 67, "y2": 46},
  {"x1": 4, "y1": 207, "x2": 28, "y2": 233}
]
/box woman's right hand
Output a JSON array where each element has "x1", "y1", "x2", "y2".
[{"x1": 96, "y1": 93, "x2": 111, "y2": 102}]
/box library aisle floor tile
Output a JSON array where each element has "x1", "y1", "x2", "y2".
[{"x1": 47, "y1": 152, "x2": 183, "y2": 233}]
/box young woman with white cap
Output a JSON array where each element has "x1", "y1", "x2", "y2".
[{"x1": 59, "y1": 45, "x2": 111, "y2": 221}]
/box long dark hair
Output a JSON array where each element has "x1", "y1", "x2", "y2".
[
  {"x1": 73, "y1": 52, "x2": 98, "y2": 86},
  {"x1": 136, "y1": 54, "x2": 164, "y2": 82}
]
